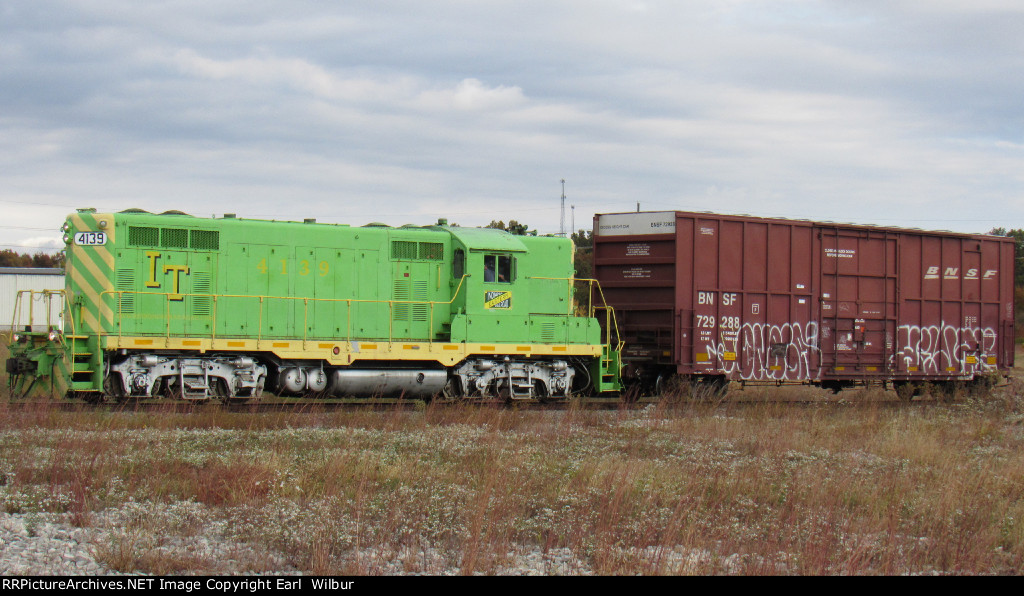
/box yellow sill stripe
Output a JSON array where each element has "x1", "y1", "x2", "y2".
[{"x1": 103, "y1": 336, "x2": 601, "y2": 366}]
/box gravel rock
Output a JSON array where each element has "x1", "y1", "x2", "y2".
[
  {"x1": 0, "y1": 512, "x2": 597, "y2": 575},
  {"x1": 1, "y1": 513, "x2": 110, "y2": 575}
]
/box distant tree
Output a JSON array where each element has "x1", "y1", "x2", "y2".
[
  {"x1": 990, "y1": 228, "x2": 1024, "y2": 340},
  {"x1": 485, "y1": 220, "x2": 537, "y2": 236},
  {"x1": 570, "y1": 229, "x2": 593, "y2": 280},
  {"x1": 32, "y1": 252, "x2": 65, "y2": 268},
  {"x1": 0, "y1": 250, "x2": 29, "y2": 267},
  {"x1": 989, "y1": 228, "x2": 1024, "y2": 288},
  {"x1": 571, "y1": 229, "x2": 593, "y2": 249},
  {"x1": 0, "y1": 249, "x2": 64, "y2": 268}
]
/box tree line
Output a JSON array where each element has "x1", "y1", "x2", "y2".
[
  {"x1": 0, "y1": 249, "x2": 65, "y2": 268},
  {"x1": 990, "y1": 228, "x2": 1024, "y2": 340}
]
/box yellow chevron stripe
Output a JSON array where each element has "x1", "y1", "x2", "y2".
[
  {"x1": 69, "y1": 263, "x2": 105, "y2": 332},
  {"x1": 69, "y1": 212, "x2": 115, "y2": 269},
  {"x1": 94, "y1": 242, "x2": 114, "y2": 271},
  {"x1": 78, "y1": 302, "x2": 100, "y2": 334},
  {"x1": 70, "y1": 213, "x2": 87, "y2": 232},
  {"x1": 70, "y1": 245, "x2": 113, "y2": 326}
]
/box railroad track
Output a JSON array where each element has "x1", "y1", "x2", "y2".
[{"x1": 2, "y1": 391, "x2": 960, "y2": 413}]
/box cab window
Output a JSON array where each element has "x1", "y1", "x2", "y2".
[
  {"x1": 484, "y1": 254, "x2": 512, "y2": 283},
  {"x1": 453, "y1": 249, "x2": 465, "y2": 279}
]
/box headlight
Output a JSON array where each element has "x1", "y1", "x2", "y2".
[
  {"x1": 13, "y1": 333, "x2": 22, "y2": 343},
  {"x1": 48, "y1": 330, "x2": 61, "y2": 342}
]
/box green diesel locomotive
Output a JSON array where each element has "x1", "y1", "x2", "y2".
[{"x1": 7, "y1": 209, "x2": 622, "y2": 401}]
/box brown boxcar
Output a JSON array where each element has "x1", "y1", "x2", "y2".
[{"x1": 593, "y1": 211, "x2": 1015, "y2": 394}]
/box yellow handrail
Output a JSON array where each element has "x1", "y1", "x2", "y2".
[
  {"x1": 91, "y1": 273, "x2": 623, "y2": 360},
  {"x1": 9, "y1": 289, "x2": 82, "y2": 372},
  {"x1": 97, "y1": 275, "x2": 473, "y2": 345},
  {"x1": 503, "y1": 275, "x2": 623, "y2": 354},
  {"x1": 9, "y1": 289, "x2": 66, "y2": 333}
]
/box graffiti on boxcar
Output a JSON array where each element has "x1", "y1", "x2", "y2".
[
  {"x1": 894, "y1": 322, "x2": 997, "y2": 374},
  {"x1": 704, "y1": 321, "x2": 821, "y2": 381}
]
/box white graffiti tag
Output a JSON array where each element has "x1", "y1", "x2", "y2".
[
  {"x1": 893, "y1": 322, "x2": 997, "y2": 375},
  {"x1": 705, "y1": 321, "x2": 821, "y2": 381}
]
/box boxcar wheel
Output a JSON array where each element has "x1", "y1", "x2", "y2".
[{"x1": 894, "y1": 381, "x2": 917, "y2": 403}]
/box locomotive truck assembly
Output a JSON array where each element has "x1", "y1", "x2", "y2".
[{"x1": 6, "y1": 209, "x2": 622, "y2": 402}]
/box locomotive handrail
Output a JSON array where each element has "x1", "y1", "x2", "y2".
[
  {"x1": 97, "y1": 271, "x2": 619, "y2": 360},
  {"x1": 524, "y1": 276, "x2": 624, "y2": 353},
  {"x1": 526, "y1": 276, "x2": 601, "y2": 317},
  {"x1": 98, "y1": 274, "x2": 473, "y2": 345},
  {"x1": 584, "y1": 279, "x2": 625, "y2": 353},
  {"x1": 8, "y1": 290, "x2": 85, "y2": 387},
  {"x1": 9, "y1": 289, "x2": 66, "y2": 333}
]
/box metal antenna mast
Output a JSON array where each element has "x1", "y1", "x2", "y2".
[{"x1": 559, "y1": 179, "x2": 566, "y2": 237}]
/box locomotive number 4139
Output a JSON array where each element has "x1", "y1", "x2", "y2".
[{"x1": 74, "y1": 232, "x2": 107, "y2": 246}]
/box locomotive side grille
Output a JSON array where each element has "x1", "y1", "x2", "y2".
[
  {"x1": 161, "y1": 228, "x2": 188, "y2": 249},
  {"x1": 392, "y1": 280, "x2": 411, "y2": 320},
  {"x1": 391, "y1": 240, "x2": 444, "y2": 261},
  {"x1": 540, "y1": 321, "x2": 557, "y2": 342},
  {"x1": 116, "y1": 269, "x2": 135, "y2": 314},
  {"x1": 411, "y1": 280, "x2": 428, "y2": 321},
  {"x1": 128, "y1": 226, "x2": 159, "y2": 247},
  {"x1": 392, "y1": 279, "x2": 429, "y2": 321},
  {"x1": 418, "y1": 242, "x2": 443, "y2": 261},
  {"x1": 191, "y1": 272, "x2": 212, "y2": 316},
  {"x1": 127, "y1": 226, "x2": 219, "y2": 251},
  {"x1": 391, "y1": 241, "x2": 418, "y2": 260},
  {"x1": 190, "y1": 230, "x2": 220, "y2": 251}
]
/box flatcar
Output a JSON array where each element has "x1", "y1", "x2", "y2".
[
  {"x1": 7, "y1": 209, "x2": 622, "y2": 401},
  {"x1": 593, "y1": 210, "x2": 1015, "y2": 397}
]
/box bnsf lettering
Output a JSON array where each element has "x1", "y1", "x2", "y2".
[
  {"x1": 926, "y1": 266, "x2": 998, "y2": 280},
  {"x1": 698, "y1": 291, "x2": 738, "y2": 305}
]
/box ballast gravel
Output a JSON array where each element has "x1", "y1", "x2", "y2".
[{"x1": 0, "y1": 511, "x2": 600, "y2": 576}]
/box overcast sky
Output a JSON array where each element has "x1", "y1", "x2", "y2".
[{"x1": 3, "y1": 0, "x2": 1023, "y2": 251}]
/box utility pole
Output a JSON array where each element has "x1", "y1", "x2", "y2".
[{"x1": 559, "y1": 179, "x2": 566, "y2": 237}]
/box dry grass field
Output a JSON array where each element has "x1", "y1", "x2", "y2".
[{"x1": 1, "y1": 336, "x2": 1023, "y2": 575}]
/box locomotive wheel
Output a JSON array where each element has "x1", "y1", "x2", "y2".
[
  {"x1": 103, "y1": 374, "x2": 127, "y2": 402},
  {"x1": 440, "y1": 377, "x2": 461, "y2": 401},
  {"x1": 162, "y1": 378, "x2": 183, "y2": 401}
]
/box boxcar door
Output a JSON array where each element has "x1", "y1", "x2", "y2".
[{"x1": 819, "y1": 229, "x2": 897, "y2": 380}]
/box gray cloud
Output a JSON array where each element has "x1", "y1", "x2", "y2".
[{"x1": 2, "y1": 0, "x2": 1022, "y2": 251}]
